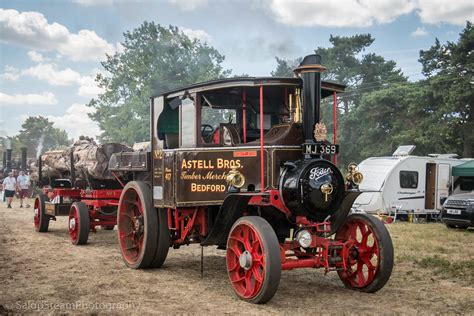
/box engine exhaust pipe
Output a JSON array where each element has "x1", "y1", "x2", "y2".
[
  {"x1": 293, "y1": 54, "x2": 326, "y2": 143},
  {"x1": 6, "y1": 148, "x2": 12, "y2": 171},
  {"x1": 21, "y1": 147, "x2": 27, "y2": 171}
]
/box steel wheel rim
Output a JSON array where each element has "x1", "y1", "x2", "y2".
[
  {"x1": 118, "y1": 188, "x2": 145, "y2": 265},
  {"x1": 34, "y1": 198, "x2": 40, "y2": 228},
  {"x1": 338, "y1": 219, "x2": 380, "y2": 288},
  {"x1": 226, "y1": 223, "x2": 265, "y2": 299},
  {"x1": 69, "y1": 205, "x2": 79, "y2": 243}
]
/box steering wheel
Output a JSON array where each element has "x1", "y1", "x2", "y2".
[{"x1": 201, "y1": 124, "x2": 215, "y2": 134}]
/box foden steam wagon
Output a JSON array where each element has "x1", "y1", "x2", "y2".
[{"x1": 37, "y1": 54, "x2": 394, "y2": 303}]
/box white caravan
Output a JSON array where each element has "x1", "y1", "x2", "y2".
[{"x1": 353, "y1": 146, "x2": 470, "y2": 215}]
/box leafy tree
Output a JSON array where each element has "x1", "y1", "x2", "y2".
[
  {"x1": 89, "y1": 22, "x2": 231, "y2": 144},
  {"x1": 418, "y1": 22, "x2": 473, "y2": 157},
  {"x1": 12, "y1": 116, "x2": 70, "y2": 156}
]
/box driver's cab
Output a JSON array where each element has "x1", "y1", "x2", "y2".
[
  {"x1": 152, "y1": 78, "x2": 306, "y2": 150},
  {"x1": 151, "y1": 77, "x2": 345, "y2": 151}
]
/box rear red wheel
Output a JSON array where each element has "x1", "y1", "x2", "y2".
[
  {"x1": 335, "y1": 214, "x2": 393, "y2": 293},
  {"x1": 34, "y1": 193, "x2": 49, "y2": 232},
  {"x1": 68, "y1": 202, "x2": 90, "y2": 245},
  {"x1": 226, "y1": 216, "x2": 281, "y2": 304},
  {"x1": 117, "y1": 181, "x2": 164, "y2": 269}
]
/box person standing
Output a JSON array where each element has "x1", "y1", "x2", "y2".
[
  {"x1": 16, "y1": 171, "x2": 30, "y2": 208},
  {"x1": 3, "y1": 172, "x2": 16, "y2": 208}
]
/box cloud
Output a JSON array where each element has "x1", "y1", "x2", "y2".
[
  {"x1": 23, "y1": 63, "x2": 83, "y2": 86},
  {"x1": 0, "y1": 92, "x2": 58, "y2": 106},
  {"x1": 180, "y1": 27, "x2": 212, "y2": 42},
  {"x1": 411, "y1": 27, "x2": 428, "y2": 37},
  {"x1": 27, "y1": 51, "x2": 44, "y2": 62},
  {"x1": 416, "y1": 0, "x2": 473, "y2": 25},
  {"x1": 265, "y1": 0, "x2": 472, "y2": 27},
  {"x1": 73, "y1": 0, "x2": 115, "y2": 6},
  {"x1": 0, "y1": 9, "x2": 120, "y2": 61},
  {"x1": 266, "y1": 0, "x2": 415, "y2": 27},
  {"x1": 1, "y1": 62, "x2": 103, "y2": 98},
  {"x1": 1, "y1": 65, "x2": 21, "y2": 81},
  {"x1": 46, "y1": 103, "x2": 101, "y2": 140},
  {"x1": 168, "y1": 0, "x2": 208, "y2": 11}
]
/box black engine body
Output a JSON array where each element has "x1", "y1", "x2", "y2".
[{"x1": 280, "y1": 159, "x2": 345, "y2": 222}]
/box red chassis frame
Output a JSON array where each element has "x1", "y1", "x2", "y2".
[
  {"x1": 43, "y1": 187, "x2": 120, "y2": 230},
  {"x1": 166, "y1": 189, "x2": 353, "y2": 272}
]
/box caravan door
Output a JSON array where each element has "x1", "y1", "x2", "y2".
[
  {"x1": 425, "y1": 163, "x2": 436, "y2": 209},
  {"x1": 436, "y1": 163, "x2": 450, "y2": 209}
]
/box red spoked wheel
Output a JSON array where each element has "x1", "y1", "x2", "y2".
[
  {"x1": 117, "y1": 181, "x2": 169, "y2": 269},
  {"x1": 226, "y1": 216, "x2": 281, "y2": 304},
  {"x1": 68, "y1": 202, "x2": 90, "y2": 245},
  {"x1": 34, "y1": 193, "x2": 49, "y2": 233},
  {"x1": 335, "y1": 213, "x2": 393, "y2": 293}
]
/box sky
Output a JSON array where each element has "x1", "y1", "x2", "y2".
[{"x1": 0, "y1": 0, "x2": 472, "y2": 142}]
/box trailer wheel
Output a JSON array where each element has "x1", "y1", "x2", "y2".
[
  {"x1": 69, "y1": 202, "x2": 90, "y2": 245},
  {"x1": 117, "y1": 181, "x2": 159, "y2": 269},
  {"x1": 335, "y1": 213, "x2": 394, "y2": 293},
  {"x1": 34, "y1": 193, "x2": 49, "y2": 233},
  {"x1": 226, "y1": 216, "x2": 281, "y2": 304}
]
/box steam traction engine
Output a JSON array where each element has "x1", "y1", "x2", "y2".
[{"x1": 111, "y1": 54, "x2": 394, "y2": 303}]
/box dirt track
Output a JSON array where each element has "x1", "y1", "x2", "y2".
[{"x1": 1, "y1": 199, "x2": 473, "y2": 314}]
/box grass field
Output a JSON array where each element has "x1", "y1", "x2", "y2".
[
  {"x1": 1, "y1": 199, "x2": 473, "y2": 314},
  {"x1": 388, "y1": 224, "x2": 474, "y2": 285}
]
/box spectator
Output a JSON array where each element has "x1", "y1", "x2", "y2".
[
  {"x1": 17, "y1": 171, "x2": 30, "y2": 208},
  {"x1": 3, "y1": 172, "x2": 16, "y2": 208}
]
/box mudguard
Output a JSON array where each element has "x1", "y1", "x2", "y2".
[
  {"x1": 328, "y1": 190, "x2": 362, "y2": 235},
  {"x1": 201, "y1": 193, "x2": 260, "y2": 246}
]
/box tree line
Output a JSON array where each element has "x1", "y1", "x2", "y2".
[
  {"x1": 5, "y1": 21, "x2": 472, "y2": 166},
  {"x1": 89, "y1": 21, "x2": 472, "y2": 166}
]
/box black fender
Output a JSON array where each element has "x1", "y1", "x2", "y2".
[
  {"x1": 328, "y1": 190, "x2": 362, "y2": 235},
  {"x1": 201, "y1": 193, "x2": 260, "y2": 246}
]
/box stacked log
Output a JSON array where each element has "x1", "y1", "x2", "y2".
[{"x1": 29, "y1": 136, "x2": 132, "y2": 181}]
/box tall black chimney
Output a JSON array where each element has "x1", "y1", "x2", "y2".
[
  {"x1": 21, "y1": 147, "x2": 27, "y2": 171},
  {"x1": 293, "y1": 54, "x2": 326, "y2": 143},
  {"x1": 2, "y1": 151, "x2": 6, "y2": 172},
  {"x1": 6, "y1": 148, "x2": 12, "y2": 170}
]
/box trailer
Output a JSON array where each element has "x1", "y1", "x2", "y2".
[
  {"x1": 353, "y1": 145, "x2": 471, "y2": 220},
  {"x1": 33, "y1": 140, "x2": 133, "y2": 245},
  {"x1": 34, "y1": 182, "x2": 120, "y2": 244}
]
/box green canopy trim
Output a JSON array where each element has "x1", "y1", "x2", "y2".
[{"x1": 452, "y1": 160, "x2": 474, "y2": 177}]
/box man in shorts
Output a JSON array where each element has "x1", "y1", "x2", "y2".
[
  {"x1": 16, "y1": 171, "x2": 30, "y2": 208},
  {"x1": 3, "y1": 172, "x2": 16, "y2": 208}
]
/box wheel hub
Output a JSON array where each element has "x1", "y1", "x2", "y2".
[
  {"x1": 69, "y1": 218, "x2": 76, "y2": 230},
  {"x1": 34, "y1": 208, "x2": 39, "y2": 217},
  {"x1": 134, "y1": 217, "x2": 143, "y2": 234},
  {"x1": 239, "y1": 250, "x2": 253, "y2": 270}
]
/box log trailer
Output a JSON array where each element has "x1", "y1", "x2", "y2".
[
  {"x1": 35, "y1": 54, "x2": 394, "y2": 303},
  {"x1": 33, "y1": 149, "x2": 131, "y2": 245}
]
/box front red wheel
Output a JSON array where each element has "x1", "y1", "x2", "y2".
[
  {"x1": 69, "y1": 202, "x2": 90, "y2": 245},
  {"x1": 335, "y1": 214, "x2": 393, "y2": 292},
  {"x1": 226, "y1": 216, "x2": 281, "y2": 304}
]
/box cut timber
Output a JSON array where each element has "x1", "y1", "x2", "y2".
[{"x1": 30, "y1": 137, "x2": 132, "y2": 181}]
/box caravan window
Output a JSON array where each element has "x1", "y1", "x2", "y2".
[{"x1": 400, "y1": 171, "x2": 418, "y2": 189}]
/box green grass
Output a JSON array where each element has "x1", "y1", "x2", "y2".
[{"x1": 387, "y1": 223, "x2": 474, "y2": 284}]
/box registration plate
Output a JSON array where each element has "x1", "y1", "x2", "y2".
[
  {"x1": 446, "y1": 209, "x2": 461, "y2": 215},
  {"x1": 303, "y1": 143, "x2": 339, "y2": 155}
]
